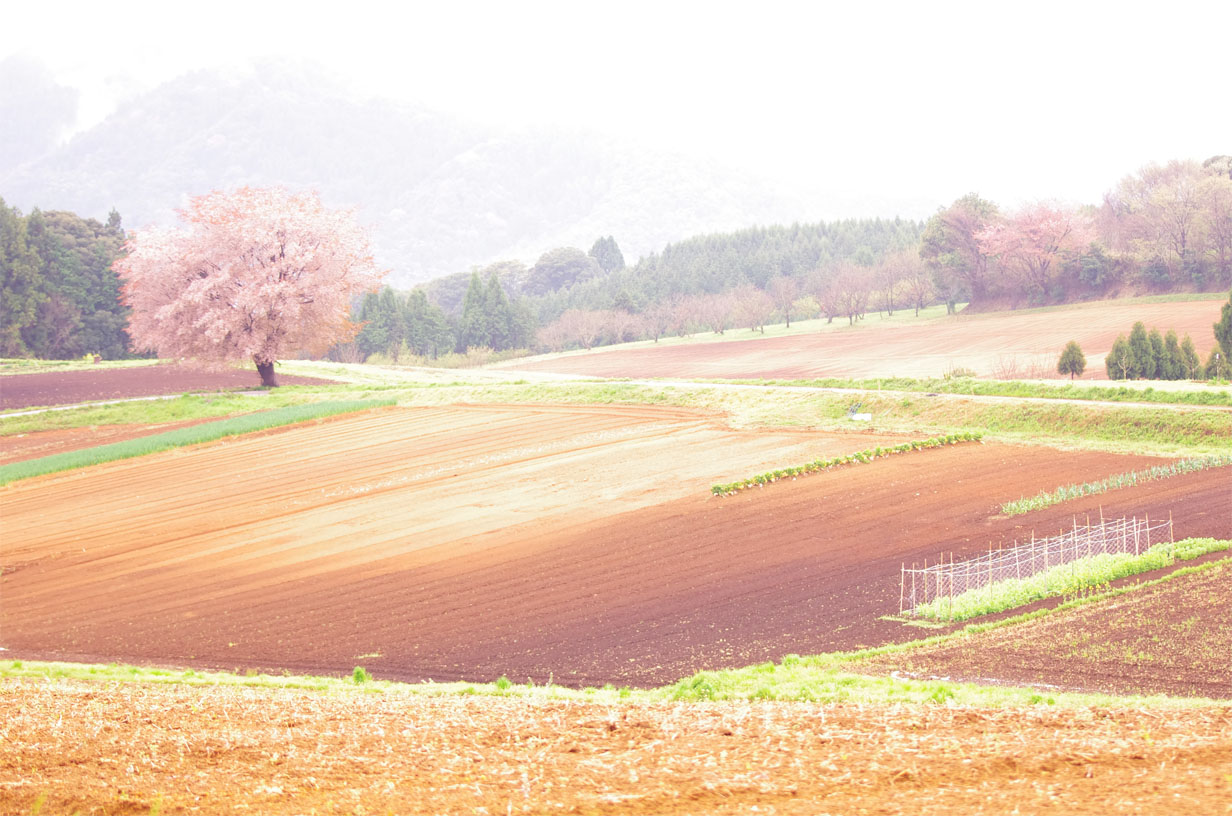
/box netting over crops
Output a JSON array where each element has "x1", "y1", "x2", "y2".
[{"x1": 900, "y1": 516, "x2": 1173, "y2": 615}]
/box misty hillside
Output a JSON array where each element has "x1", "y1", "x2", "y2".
[{"x1": 1, "y1": 61, "x2": 857, "y2": 287}]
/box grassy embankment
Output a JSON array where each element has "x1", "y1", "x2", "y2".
[
  {"x1": 730, "y1": 376, "x2": 1232, "y2": 406},
  {"x1": 0, "y1": 399, "x2": 395, "y2": 485},
  {"x1": 358, "y1": 377, "x2": 1230, "y2": 456},
  {"x1": 4, "y1": 557, "x2": 1228, "y2": 707},
  {"x1": 0, "y1": 357, "x2": 162, "y2": 374}
]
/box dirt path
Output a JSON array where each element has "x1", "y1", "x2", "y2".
[
  {"x1": 4, "y1": 403, "x2": 1226, "y2": 691},
  {"x1": 3, "y1": 680, "x2": 1229, "y2": 815}
]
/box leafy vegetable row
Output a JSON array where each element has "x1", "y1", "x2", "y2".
[{"x1": 711, "y1": 432, "x2": 983, "y2": 496}]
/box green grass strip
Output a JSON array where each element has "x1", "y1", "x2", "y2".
[
  {"x1": 711, "y1": 432, "x2": 982, "y2": 496},
  {"x1": 1001, "y1": 455, "x2": 1232, "y2": 516},
  {"x1": 0, "y1": 399, "x2": 395, "y2": 485},
  {"x1": 912, "y1": 538, "x2": 1229, "y2": 622},
  {"x1": 720, "y1": 376, "x2": 1232, "y2": 407}
]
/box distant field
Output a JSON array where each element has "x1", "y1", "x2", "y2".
[{"x1": 500, "y1": 296, "x2": 1226, "y2": 380}]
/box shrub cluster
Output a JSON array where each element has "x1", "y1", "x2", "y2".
[{"x1": 710, "y1": 432, "x2": 982, "y2": 496}]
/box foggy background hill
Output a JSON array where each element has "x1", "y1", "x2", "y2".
[{"x1": 0, "y1": 59, "x2": 932, "y2": 287}]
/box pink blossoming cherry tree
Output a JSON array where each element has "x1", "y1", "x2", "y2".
[{"x1": 114, "y1": 187, "x2": 385, "y2": 386}]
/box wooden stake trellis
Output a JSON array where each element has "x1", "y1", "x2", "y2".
[{"x1": 899, "y1": 515, "x2": 1174, "y2": 615}]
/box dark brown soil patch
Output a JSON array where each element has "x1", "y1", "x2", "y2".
[{"x1": 0, "y1": 363, "x2": 336, "y2": 410}]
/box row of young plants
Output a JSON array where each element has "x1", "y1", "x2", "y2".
[
  {"x1": 0, "y1": 399, "x2": 396, "y2": 485},
  {"x1": 912, "y1": 538, "x2": 1228, "y2": 622},
  {"x1": 1000, "y1": 454, "x2": 1232, "y2": 516},
  {"x1": 710, "y1": 432, "x2": 982, "y2": 496}
]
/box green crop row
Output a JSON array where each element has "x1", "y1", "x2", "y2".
[
  {"x1": 1001, "y1": 454, "x2": 1232, "y2": 516},
  {"x1": 0, "y1": 399, "x2": 396, "y2": 485},
  {"x1": 711, "y1": 432, "x2": 983, "y2": 496},
  {"x1": 912, "y1": 538, "x2": 1229, "y2": 622}
]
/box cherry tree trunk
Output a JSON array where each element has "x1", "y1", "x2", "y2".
[{"x1": 255, "y1": 358, "x2": 278, "y2": 387}]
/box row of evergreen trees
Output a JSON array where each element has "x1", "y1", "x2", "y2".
[
  {"x1": 1, "y1": 199, "x2": 131, "y2": 359},
  {"x1": 1103, "y1": 321, "x2": 1222, "y2": 380},
  {"x1": 351, "y1": 270, "x2": 535, "y2": 360}
]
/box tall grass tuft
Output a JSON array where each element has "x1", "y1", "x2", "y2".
[{"x1": 0, "y1": 399, "x2": 396, "y2": 485}]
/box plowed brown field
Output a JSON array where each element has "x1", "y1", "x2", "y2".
[
  {"x1": 4, "y1": 681, "x2": 1230, "y2": 816},
  {"x1": 503, "y1": 299, "x2": 1224, "y2": 380},
  {"x1": 4, "y1": 403, "x2": 1228, "y2": 691}
]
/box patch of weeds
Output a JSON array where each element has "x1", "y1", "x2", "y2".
[
  {"x1": 352, "y1": 666, "x2": 371, "y2": 684},
  {"x1": 928, "y1": 684, "x2": 957, "y2": 704}
]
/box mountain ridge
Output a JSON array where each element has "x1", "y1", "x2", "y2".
[{"x1": 1, "y1": 60, "x2": 932, "y2": 287}]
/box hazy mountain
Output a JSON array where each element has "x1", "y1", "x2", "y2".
[
  {"x1": 1, "y1": 60, "x2": 921, "y2": 287},
  {"x1": 0, "y1": 55, "x2": 80, "y2": 176}
]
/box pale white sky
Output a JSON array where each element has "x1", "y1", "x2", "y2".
[{"x1": 4, "y1": 0, "x2": 1229, "y2": 214}]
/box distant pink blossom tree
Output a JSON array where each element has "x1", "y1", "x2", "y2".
[
  {"x1": 977, "y1": 202, "x2": 1093, "y2": 296},
  {"x1": 114, "y1": 187, "x2": 385, "y2": 386}
]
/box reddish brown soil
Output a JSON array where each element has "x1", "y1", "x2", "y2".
[
  {"x1": 504, "y1": 299, "x2": 1223, "y2": 380},
  {"x1": 858, "y1": 561, "x2": 1232, "y2": 699},
  {"x1": 4, "y1": 404, "x2": 1227, "y2": 693},
  {"x1": 0, "y1": 363, "x2": 335, "y2": 410},
  {"x1": 4, "y1": 682, "x2": 1230, "y2": 816}
]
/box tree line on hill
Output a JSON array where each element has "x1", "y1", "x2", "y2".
[
  {"x1": 0, "y1": 197, "x2": 131, "y2": 359},
  {"x1": 356, "y1": 155, "x2": 1231, "y2": 360},
  {"x1": 4, "y1": 155, "x2": 1230, "y2": 367}
]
